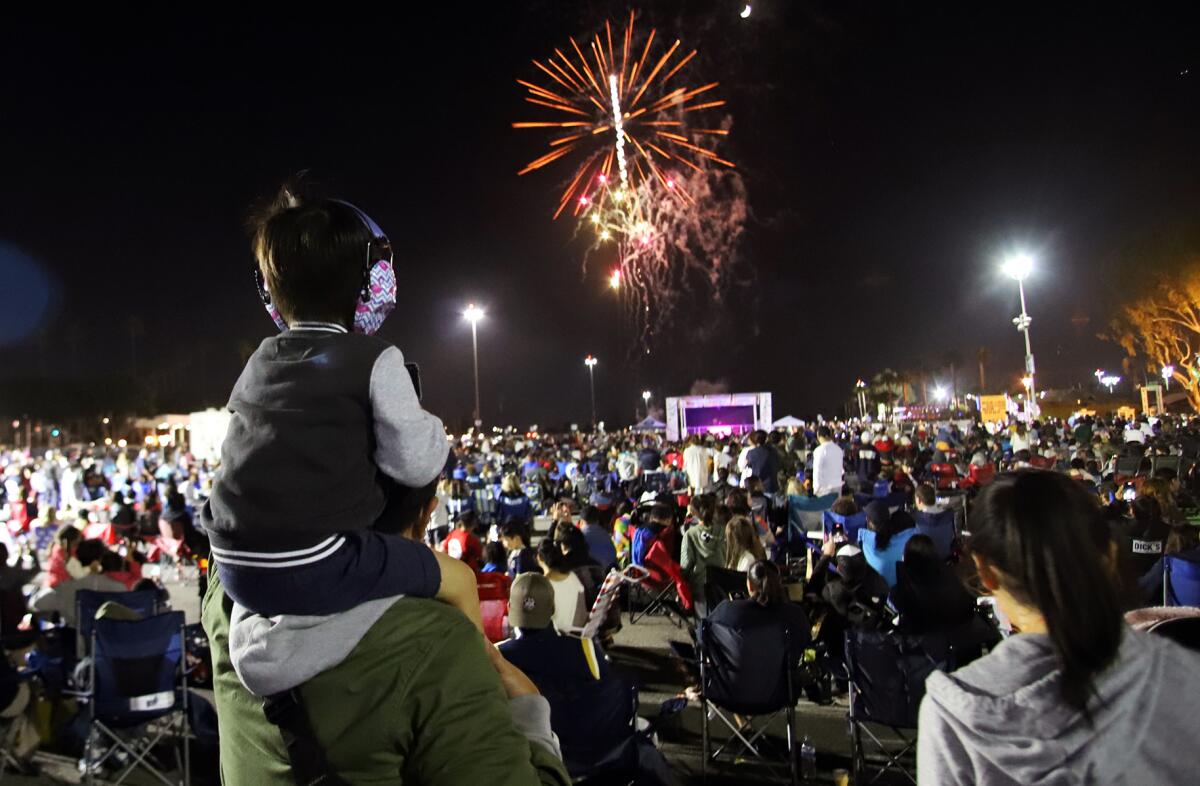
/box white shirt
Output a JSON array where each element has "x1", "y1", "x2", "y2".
[
  {"x1": 812, "y1": 441, "x2": 845, "y2": 497},
  {"x1": 547, "y1": 572, "x2": 587, "y2": 632},
  {"x1": 736, "y1": 551, "x2": 757, "y2": 572},
  {"x1": 712, "y1": 450, "x2": 734, "y2": 482},
  {"x1": 1010, "y1": 431, "x2": 1031, "y2": 452},
  {"x1": 682, "y1": 444, "x2": 713, "y2": 493}
]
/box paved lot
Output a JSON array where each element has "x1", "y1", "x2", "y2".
[{"x1": 13, "y1": 583, "x2": 916, "y2": 784}]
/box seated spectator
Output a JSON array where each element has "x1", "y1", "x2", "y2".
[
  {"x1": 631, "y1": 504, "x2": 674, "y2": 567},
  {"x1": 100, "y1": 549, "x2": 143, "y2": 590},
  {"x1": 707, "y1": 560, "x2": 811, "y2": 663},
  {"x1": 556, "y1": 525, "x2": 604, "y2": 614},
  {"x1": 44, "y1": 525, "x2": 82, "y2": 589},
  {"x1": 680, "y1": 494, "x2": 725, "y2": 616},
  {"x1": 499, "y1": 574, "x2": 648, "y2": 779},
  {"x1": 890, "y1": 534, "x2": 977, "y2": 634},
  {"x1": 578, "y1": 505, "x2": 617, "y2": 570},
  {"x1": 497, "y1": 473, "x2": 533, "y2": 525},
  {"x1": 0, "y1": 648, "x2": 40, "y2": 773},
  {"x1": 811, "y1": 543, "x2": 890, "y2": 631},
  {"x1": 0, "y1": 543, "x2": 38, "y2": 595},
  {"x1": 1113, "y1": 496, "x2": 1170, "y2": 605},
  {"x1": 1138, "y1": 525, "x2": 1200, "y2": 602},
  {"x1": 30, "y1": 539, "x2": 128, "y2": 627},
  {"x1": 441, "y1": 511, "x2": 483, "y2": 570},
  {"x1": 914, "y1": 483, "x2": 945, "y2": 514},
  {"x1": 859, "y1": 501, "x2": 916, "y2": 588},
  {"x1": 830, "y1": 495, "x2": 859, "y2": 516},
  {"x1": 611, "y1": 501, "x2": 634, "y2": 566},
  {"x1": 109, "y1": 489, "x2": 136, "y2": 532},
  {"x1": 919, "y1": 470, "x2": 1200, "y2": 785},
  {"x1": 500, "y1": 522, "x2": 539, "y2": 578},
  {"x1": 536, "y1": 539, "x2": 587, "y2": 632},
  {"x1": 481, "y1": 542, "x2": 507, "y2": 574},
  {"x1": 724, "y1": 514, "x2": 766, "y2": 573}
]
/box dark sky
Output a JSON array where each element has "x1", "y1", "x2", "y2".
[{"x1": 1, "y1": 2, "x2": 1197, "y2": 429}]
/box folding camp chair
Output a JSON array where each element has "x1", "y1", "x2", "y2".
[
  {"x1": 83, "y1": 611, "x2": 190, "y2": 786},
  {"x1": 77, "y1": 589, "x2": 160, "y2": 657},
  {"x1": 822, "y1": 510, "x2": 868, "y2": 544},
  {"x1": 844, "y1": 629, "x2": 954, "y2": 785},
  {"x1": 1163, "y1": 554, "x2": 1200, "y2": 607},
  {"x1": 476, "y1": 571, "x2": 511, "y2": 643},
  {"x1": 699, "y1": 614, "x2": 802, "y2": 785},
  {"x1": 628, "y1": 541, "x2": 691, "y2": 627},
  {"x1": 704, "y1": 566, "x2": 749, "y2": 612},
  {"x1": 567, "y1": 567, "x2": 636, "y2": 640},
  {"x1": 913, "y1": 509, "x2": 957, "y2": 560},
  {"x1": 1151, "y1": 455, "x2": 1182, "y2": 477},
  {"x1": 1114, "y1": 455, "x2": 1145, "y2": 480}
]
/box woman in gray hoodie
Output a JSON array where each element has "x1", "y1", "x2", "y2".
[{"x1": 918, "y1": 470, "x2": 1200, "y2": 785}]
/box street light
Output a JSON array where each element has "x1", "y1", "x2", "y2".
[
  {"x1": 1162, "y1": 365, "x2": 1176, "y2": 390},
  {"x1": 642, "y1": 390, "x2": 652, "y2": 418},
  {"x1": 1100, "y1": 374, "x2": 1121, "y2": 394},
  {"x1": 463, "y1": 304, "x2": 485, "y2": 424},
  {"x1": 1003, "y1": 253, "x2": 1037, "y2": 420},
  {"x1": 584, "y1": 355, "x2": 598, "y2": 426},
  {"x1": 855, "y1": 379, "x2": 867, "y2": 419},
  {"x1": 933, "y1": 385, "x2": 949, "y2": 403}
]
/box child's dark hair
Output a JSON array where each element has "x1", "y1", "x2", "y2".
[
  {"x1": 483, "y1": 541, "x2": 507, "y2": 568},
  {"x1": 969, "y1": 470, "x2": 1122, "y2": 717},
  {"x1": 537, "y1": 537, "x2": 570, "y2": 574},
  {"x1": 499, "y1": 521, "x2": 527, "y2": 543},
  {"x1": 249, "y1": 177, "x2": 377, "y2": 326}
]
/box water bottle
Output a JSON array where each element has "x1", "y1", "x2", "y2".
[{"x1": 800, "y1": 735, "x2": 817, "y2": 781}]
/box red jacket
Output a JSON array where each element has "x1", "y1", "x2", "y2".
[{"x1": 442, "y1": 529, "x2": 482, "y2": 570}]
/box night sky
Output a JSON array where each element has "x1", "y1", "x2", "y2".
[{"x1": 1, "y1": 3, "x2": 1197, "y2": 430}]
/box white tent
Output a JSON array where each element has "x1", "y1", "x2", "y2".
[
  {"x1": 772, "y1": 415, "x2": 804, "y2": 429},
  {"x1": 632, "y1": 416, "x2": 667, "y2": 432}
]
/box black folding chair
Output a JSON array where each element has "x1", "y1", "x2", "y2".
[
  {"x1": 699, "y1": 614, "x2": 802, "y2": 785},
  {"x1": 82, "y1": 611, "x2": 190, "y2": 786},
  {"x1": 703, "y1": 566, "x2": 748, "y2": 612},
  {"x1": 844, "y1": 629, "x2": 954, "y2": 785}
]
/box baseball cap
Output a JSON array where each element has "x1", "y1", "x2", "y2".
[
  {"x1": 836, "y1": 545, "x2": 862, "y2": 558},
  {"x1": 509, "y1": 573, "x2": 555, "y2": 629}
]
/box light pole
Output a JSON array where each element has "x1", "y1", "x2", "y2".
[
  {"x1": 463, "y1": 304, "x2": 484, "y2": 425},
  {"x1": 855, "y1": 379, "x2": 867, "y2": 419},
  {"x1": 1101, "y1": 374, "x2": 1121, "y2": 395},
  {"x1": 642, "y1": 390, "x2": 652, "y2": 419},
  {"x1": 584, "y1": 355, "x2": 598, "y2": 426},
  {"x1": 1003, "y1": 253, "x2": 1036, "y2": 419}
]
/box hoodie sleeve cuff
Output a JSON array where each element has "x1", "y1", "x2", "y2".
[{"x1": 509, "y1": 694, "x2": 562, "y2": 761}]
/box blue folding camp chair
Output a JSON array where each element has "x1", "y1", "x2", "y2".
[
  {"x1": 787, "y1": 493, "x2": 839, "y2": 543},
  {"x1": 83, "y1": 610, "x2": 189, "y2": 786},
  {"x1": 913, "y1": 509, "x2": 957, "y2": 560},
  {"x1": 822, "y1": 510, "x2": 869, "y2": 544},
  {"x1": 76, "y1": 589, "x2": 161, "y2": 656},
  {"x1": 1164, "y1": 554, "x2": 1200, "y2": 607}
]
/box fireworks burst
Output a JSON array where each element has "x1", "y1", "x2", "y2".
[
  {"x1": 515, "y1": 10, "x2": 746, "y2": 351},
  {"x1": 588, "y1": 164, "x2": 747, "y2": 349},
  {"x1": 513, "y1": 9, "x2": 734, "y2": 220}
]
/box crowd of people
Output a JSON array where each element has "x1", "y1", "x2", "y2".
[
  {"x1": 4, "y1": 178, "x2": 1200, "y2": 783},
  {"x1": 1, "y1": 407, "x2": 1199, "y2": 780}
]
